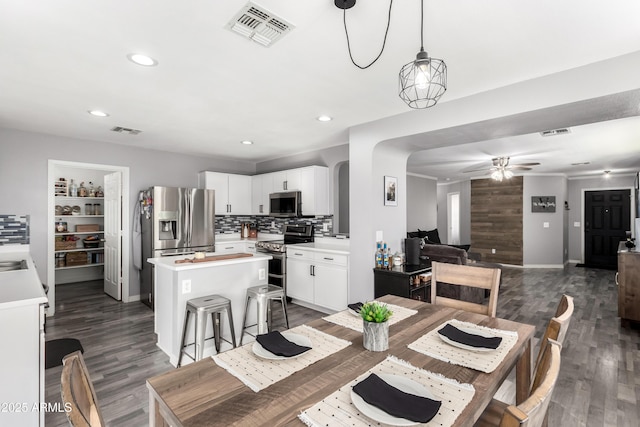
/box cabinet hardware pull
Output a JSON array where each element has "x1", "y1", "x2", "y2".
[
  {"x1": 323, "y1": 257, "x2": 334, "y2": 260},
  {"x1": 294, "y1": 253, "x2": 303, "y2": 256},
  {"x1": 615, "y1": 272, "x2": 619, "y2": 286},
  {"x1": 225, "y1": 247, "x2": 233, "y2": 250}
]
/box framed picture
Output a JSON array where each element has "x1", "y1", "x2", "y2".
[
  {"x1": 531, "y1": 196, "x2": 556, "y2": 212},
  {"x1": 384, "y1": 176, "x2": 398, "y2": 206}
]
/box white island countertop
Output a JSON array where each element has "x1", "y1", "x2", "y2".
[
  {"x1": 0, "y1": 245, "x2": 47, "y2": 309},
  {"x1": 148, "y1": 252, "x2": 272, "y2": 271}
]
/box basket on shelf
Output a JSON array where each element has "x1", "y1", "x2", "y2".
[
  {"x1": 65, "y1": 251, "x2": 88, "y2": 266},
  {"x1": 82, "y1": 238, "x2": 101, "y2": 248},
  {"x1": 55, "y1": 239, "x2": 78, "y2": 250}
]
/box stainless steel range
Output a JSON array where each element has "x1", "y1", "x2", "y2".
[{"x1": 255, "y1": 224, "x2": 314, "y2": 298}]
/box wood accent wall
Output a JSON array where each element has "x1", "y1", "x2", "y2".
[{"x1": 471, "y1": 177, "x2": 523, "y2": 265}]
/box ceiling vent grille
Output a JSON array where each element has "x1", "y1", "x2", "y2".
[
  {"x1": 111, "y1": 126, "x2": 142, "y2": 135},
  {"x1": 226, "y1": 1, "x2": 294, "y2": 47},
  {"x1": 540, "y1": 128, "x2": 571, "y2": 137}
]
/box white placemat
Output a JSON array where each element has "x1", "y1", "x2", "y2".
[
  {"x1": 322, "y1": 303, "x2": 418, "y2": 332},
  {"x1": 299, "y1": 355, "x2": 475, "y2": 427},
  {"x1": 408, "y1": 319, "x2": 519, "y2": 373},
  {"x1": 212, "y1": 325, "x2": 351, "y2": 392}
]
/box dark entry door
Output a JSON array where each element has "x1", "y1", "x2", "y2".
[{"x1": 584, "y1": 189, "x2": 631, "y2": 268}]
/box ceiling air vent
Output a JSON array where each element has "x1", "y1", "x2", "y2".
[
  {"x1": 226, "y1": 1, "x2": 294, "y2": 47},
  {"x1": 111, "y1": 126, "x2": 142, "y2": 135},
  {"x1": 540, "y1": 128, "x2": 571, "y2": 137}
]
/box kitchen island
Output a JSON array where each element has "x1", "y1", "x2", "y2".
[{"x1": 148, "y1": 252, "x2": 271, "y2": 366}]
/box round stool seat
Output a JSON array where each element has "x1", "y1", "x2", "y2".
[
  {"x1": 246, "y1": 284, "x2": 286, "y2": 299},
  {"x1": 188, "y1": 295, "x2": 231, "y2": 311}
]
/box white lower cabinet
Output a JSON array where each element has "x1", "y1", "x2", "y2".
[{"x1": 286, "y1": 247, "x2": 348, "y2": 311}]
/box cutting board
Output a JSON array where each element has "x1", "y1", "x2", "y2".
[{"x1": 174, "y1": 253, "x2": 254, "y2": 264}]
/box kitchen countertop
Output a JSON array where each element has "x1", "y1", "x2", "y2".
[
  {"x1": 287, "y1": 238, "x2": 350, "y2": 255},
  {"x1": 0, "y1": 245, "x2": 48, "y2": 309},
  {"x1": 147, "y1": 252, "x2": 272, "y2": 271},
  {"x1": 215, "y1": 233, "x2": 283, "y2": 244}
]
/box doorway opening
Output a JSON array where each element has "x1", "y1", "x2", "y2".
[
  {"x1": 47, "y1": 160, "x2": 130, "y2": 316},
  {"x1": 447, "y1": 192, "x2": 460, "y2": 245}
]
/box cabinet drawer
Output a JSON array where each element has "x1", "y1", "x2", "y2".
[
  {"x1": 215, "y1": 243, "x2": 245, "y2": 254},
  {"x1": 314, "y1": 252, "x2": 348, "y2": 266},
  {"x1": 286, "y1": 248, "x2": 314, "y2": 260}
]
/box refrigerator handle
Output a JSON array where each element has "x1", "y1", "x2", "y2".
[{"x1": 186, "y1": 191, "x2": 193, "y2": 246}]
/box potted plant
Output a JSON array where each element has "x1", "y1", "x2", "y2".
[{"x1": 360, "y1": 302, "x2": 393, "y2": 351}]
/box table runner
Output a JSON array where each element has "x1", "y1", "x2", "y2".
[
  {"x1": 212, "y1": 325, "x2": 351, "y2": 392},
  {"x1": 299, "y1": 355, "x2": 475, "y2": 427},
  {"x1": 322, "y1": 303, "x2": 418, "y2": 332},
  {"x1": 408, "y1": 319, "x2": 518, "y2": 373}
]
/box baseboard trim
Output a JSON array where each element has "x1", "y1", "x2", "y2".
[
  {"x1": 521, "y1": 264, "x2": 565, "y2": 269},
  {"x1": 124, "y1": 294, "x2": 141, "y2": 303}
]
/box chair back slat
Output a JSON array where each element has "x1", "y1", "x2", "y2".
[
  {"x1": 61, "y1": 350, "x2": 105, "y2": 427},
  {"x1": 534, "y1": 295, "x2": 574, "y2": 377}
]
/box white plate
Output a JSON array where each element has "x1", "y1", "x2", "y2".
[
  {"x1": 350, "y1": 374, "x2": 436, "y2": 426},
  {"x1": 251, "y1": 332, "x2": 312, "y2": 360},
  {"x1": 438, "y1": 325, "x2": 498, "y2": 352}
]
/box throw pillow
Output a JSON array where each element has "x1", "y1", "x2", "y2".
[
  {"x1": 407, "y1": 230, "x2": 428, "y2": 239},
  {"x1": 420, "y1": 228, "x2": 441, "y2": 244}
]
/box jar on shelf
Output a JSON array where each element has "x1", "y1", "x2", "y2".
[
  {"x1": 78, "y1": 182, "x2": 87, "y2": 197},
  {"x1": 85, "y1": 203, "x2": 93, "y2": 215},
  {"x1": 95, "y1": 186, "x2": 104, "y2": 197},
  {"x1": 55, "y1": 253, "x2": 66, "y2": 268},
  {"x1": 69, "y1": 179, "x2": 78, "y2": 197},
  {"x1": 88, "y1": 181, "x2": 95, "y2": 197},
  {"x1": 93, "y1": 204, "x2": 101, "y2": 215}
]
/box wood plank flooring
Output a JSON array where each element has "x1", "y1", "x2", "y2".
[{"x1": 45, "y1": 265, "x2": 639, "y2": 426}]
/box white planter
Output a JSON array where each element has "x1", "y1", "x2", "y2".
[{"x1": 362, "y1": 320, "x2": 389, "y2": 351}]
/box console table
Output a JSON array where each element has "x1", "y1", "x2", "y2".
[{"x1": 373, "y1": 263, "x2": 432, "y2": 302}]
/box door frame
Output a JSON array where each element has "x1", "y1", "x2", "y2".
[
  {"x1": 47, "y1": 160, "x2": 131, "y2": 315},
  {"x1": 580, "y1": 186, "x2": 635, "y2": 263}
]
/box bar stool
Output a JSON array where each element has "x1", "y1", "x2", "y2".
[
  {"x1": 177, "y1": 295, "x2": 236, "y2": 367},
  {"x1": 240, "y1": 284, "x2": 289, "y2": 345}
]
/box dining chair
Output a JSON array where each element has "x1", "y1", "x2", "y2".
[
  {"x1": 60, "y1": 350, "x2": 105, "y2": 427},
  {"x1": 534, "y1": 294, "x2": 574, "y2": 376},
  {"x1": 474, "y1": 338, "x2": 562, "y2": 427},
  {"x1": 430, "y1": 261, "x2": 502, "y2": 317}
]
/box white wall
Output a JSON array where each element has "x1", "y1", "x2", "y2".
[
  {"x1": 0, "y1": 128, "x2": 255, "y2": 299},
  {"x1": 523, "y1": 175, "x2": 567, "y2": 267},
  {"x1": 406, "y1": 174, "x2": 437, "y2": 233}
]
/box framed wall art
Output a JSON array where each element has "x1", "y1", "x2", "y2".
[
  {"x1": 531, "y1": 196, "x2": 556, "y2": 212},
  {"x1": 384, "y1": 176, "x2": 397, "y2": 206}
]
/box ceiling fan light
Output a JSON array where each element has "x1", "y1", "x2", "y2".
[
  {"x1": 491, "y1": 170, "x2": 503, "y2": 181},
  {"x1": 504, "y1": 170, "x2": 514, "y2": 179}
]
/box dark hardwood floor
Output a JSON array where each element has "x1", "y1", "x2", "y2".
[{"x1": 45, "y1": 265, "x2": 638, "y2": 426}]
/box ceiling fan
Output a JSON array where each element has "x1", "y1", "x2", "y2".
[{"x1": 465, "y1": 157, "x2": 541, "y2": 181}]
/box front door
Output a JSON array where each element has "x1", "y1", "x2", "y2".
[
  {"x1": 584, "y1": 189, "x2": 631, "y2": 268},
  {"x1": 104, "y1": 171, "x2": 122, "y2": 300}
]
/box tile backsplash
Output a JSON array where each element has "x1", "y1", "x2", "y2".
[
  {"x1": 0, "y1": 215, "x2": 30, "y2": 245},
  {"x1": 215, "y1": 215, "x2": 333, "y2": 237}
]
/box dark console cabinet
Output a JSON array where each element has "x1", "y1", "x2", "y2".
[{"x1": 373, "y1": 263, "x2": 432, "y2": 302}]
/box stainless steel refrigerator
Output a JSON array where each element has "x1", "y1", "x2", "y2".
[{"x1": 139, "y1": 186, "x2": 215, "y2": 309}]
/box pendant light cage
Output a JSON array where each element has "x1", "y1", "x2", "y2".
[{"x1": 398, "y1": 55, "x2": 447, "y2": 109}]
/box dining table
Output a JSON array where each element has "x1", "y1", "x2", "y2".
[{"x1": 146, "y1": 294, "x2": 535, "y2": 427}]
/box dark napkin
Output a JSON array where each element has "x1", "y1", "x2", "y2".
[
  {"x1": 255, "y1": 331, "x2": 311, "y2": 357},
  {"x1": 352, "y1": 373, "x2": 441, "y2": 423},
  {"x1": 348, "y1": 302, "x2": 363, "y2": 313},
  {"x1": 438, "y1": 323, "x2": 502, "y2": 349}
]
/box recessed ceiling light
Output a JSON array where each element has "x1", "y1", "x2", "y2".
[
  {"x1": 127, "y1": 53, "x2": 158, "y2": 67},
  {"x1": 88, "y1": 110, "x2": 109, "y2": 117},
  {"x1": 240, "y1": 140, "x2": 253, "y2": 145},
  {"x1": 317, "y1": 115, "x2": 332, "y2": 122}
]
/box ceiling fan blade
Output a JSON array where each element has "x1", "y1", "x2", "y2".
[
  {"x1": 508, "y1": 166, "x2": 533, "y2": 170},
  {"x1": 463, "y1": 167, "x2": 493, "y2": 173},
  {"x1": 512, "y1": 162, "x2": 540, "y2": 167}
]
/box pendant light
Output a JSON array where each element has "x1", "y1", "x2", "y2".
[{"x1": 398, "y1": 0, "x2": 447, "y2": 109}]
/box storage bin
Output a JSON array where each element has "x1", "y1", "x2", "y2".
[
  {"x1": 65, "y1": 251, "x2": 88, "y2": 266},
  {"x1": 76, "y1": 224, "x2": 100, "y2": 232}
]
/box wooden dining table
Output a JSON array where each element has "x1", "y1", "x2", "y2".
[{"x1": 146, "y1": 295, "x2": 535, "y2": 427}]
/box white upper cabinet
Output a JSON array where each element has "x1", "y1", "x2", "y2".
[
  {"x1": 251, "y1": 173, "x2": 274, "y2": 215},
  {"x1": 199, "y1": 171, "x2": 252, "y2": 215},
  {"x1": 201, "y1": 165, "x2": 329, "y2": 216}
]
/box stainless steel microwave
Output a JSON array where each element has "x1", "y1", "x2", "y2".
[{"x1": 269, "y1": 191, "x2": 302, "y2": 217}]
